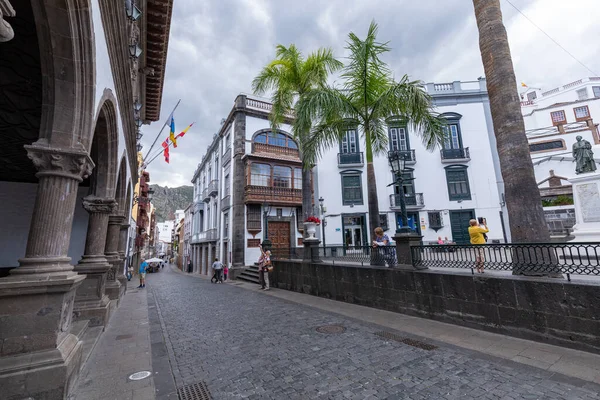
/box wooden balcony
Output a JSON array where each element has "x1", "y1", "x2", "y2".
[
  {"x1": 252, "y1": 142, "x2": 300, "y2": 159},
  {"x1": 244, "y1": 185, "x2": 302, "y2": 205}
]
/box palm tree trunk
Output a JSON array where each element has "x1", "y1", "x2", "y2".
[
  {"x1": 473, "y1": 0, "x2": 549, "y2": 244},
  {"x1": 301, "y1": 162, "x2": 313, "y2": 239},
  {"x1": 364, "y1": 128, "x2": 380, "y2": 242}
]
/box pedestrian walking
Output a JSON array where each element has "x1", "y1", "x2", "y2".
[
  {"x1": 126, "y1": 264, "x2": 133, "y2": 281},
  {"x1": 187, "y1": 259, "x2": 193, "y2": 273},
  {"x1": 211, "y1": 257, "x2": 224, "y2": 283},
  {"x1": 223, "y1": 264, "x2": 229, "y2": 281},
  {"x1": 372, "y1": 227, "x2": 396, "y2": 267},
  {"x1": 259, "y1": 245, "x2": 272, "y2": 290},
  {"x1": 468, "y1": 218, "x2": 489, "y2": 273},
  {"x1": 138, "y1": 258, "x2": 148, "y2": 288}
]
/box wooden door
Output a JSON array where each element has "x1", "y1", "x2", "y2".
[
  {"x1": 268, "y1": 221, "x2": 291, "y2": 248},
  {"x1": 450, "y1": 210, "x2": 475, "y2": 244}
]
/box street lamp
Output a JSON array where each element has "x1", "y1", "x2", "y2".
[
  {"x1": 318, "y1": 197, "x2": 327, "y2": 248},
  {"x1": 388, "y1": 150, "x2": 412, "y2": 234},
  {"x1": 134, "y1": 99, "x2": 143, "y2": 112},
  {"x1": 129, "y1": 43, "x2": 142, "y2": 58},
  {"x1": 125, "y1": 0, "x2": 142, "y2": 21},
  {"x1": 261, "y1": 201, "x2": 272, "y2": 250}
]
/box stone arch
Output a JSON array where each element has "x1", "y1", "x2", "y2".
[
  {"x1": 87, "y1": 90, "x2": 119, "y2": 198},
  {"x1": 31, "y1": 0, "x2": 95, "y2": 149},
  {"x1": 124, "y1": 183, "x2": 132, "y2": 221},
  {"x1": 251, "y1": 128, "x2": 298, "y2": 149}
]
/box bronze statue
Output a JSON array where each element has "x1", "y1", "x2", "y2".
[{"x1": 573, "y1": 136, "x2": 597, "y2": 174}]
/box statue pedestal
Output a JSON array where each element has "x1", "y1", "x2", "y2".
[{"x1": 568, "y1": 172, "x2": 600, "y2": 242}]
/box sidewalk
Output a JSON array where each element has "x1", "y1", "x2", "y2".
[
  {"x1": 70, "y1": 286, "x2": 155, "y2": 400},
  {"x1": 210, "y1": 275, "x2": 600, "y2": 386}
]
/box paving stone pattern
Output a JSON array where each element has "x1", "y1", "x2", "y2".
[{"x1": 150, "y1": 268, "x2": 600, "y2": 400}]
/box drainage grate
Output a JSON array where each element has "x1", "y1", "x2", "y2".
[
  {"x1": 116, "y1": 334, "x2": 133, "y2": 340},
  {"x1": 178, "y1": 382, "x2": 212, "y2": 400},
  {"x1": 374, "y1": 331, "x2": 438, "y2": 351},
  {"x1": 316, "y1": 325, "x2": 346, "y2": 334}
]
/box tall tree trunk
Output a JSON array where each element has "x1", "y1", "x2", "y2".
[
  {"x1": 473, "y1": 0, "x2": 549, "y2": 244},
  {"x1": 364, "y1": 129, "x2": 380, "y2": 242},
  {"x1": 301, "y1": 161, "x2": 313, "y2": 238}
]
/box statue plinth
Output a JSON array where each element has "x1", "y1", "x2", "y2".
[{"x1": 568, "y1": 171, "x2": 600, "y2": 242}]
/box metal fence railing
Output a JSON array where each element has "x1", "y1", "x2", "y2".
[
  {"x1": 271, "y1": 245, "x2": 398, "y2": 267},
  {"x1": 411, "y1": 243, "x2": 600, "y2": 279}
]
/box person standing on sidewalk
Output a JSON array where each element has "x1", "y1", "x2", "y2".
[
  {"x1": 468, "y1": 219, "x2": 489, "y2": 274},
  {"x1": 138, "y1": 258, "x2": 148, "y2": 288},
  {"x1": 259, "y1": 246, "x2": 272, "y2": 291},
  {"x1": 211, "y1": 257, "x2": 224, "y2": 283},
  {"x1": 223, "y1": 264, "x2": 229, "y2": 281}
]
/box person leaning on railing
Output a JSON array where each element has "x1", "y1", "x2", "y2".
[
  {"x1": 468, "y1": 219, "x2": 489, "y2": 273},
  {"x1": 372, "y1": 227, "x2": 397, "y2": 268}
]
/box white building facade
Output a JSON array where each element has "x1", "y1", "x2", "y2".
[{"x1": 318, "y1": 79, "x2": 507, "y2": 245}]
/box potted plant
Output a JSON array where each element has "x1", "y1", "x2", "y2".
[{"x1": 304, "y1": 216, "x2": 321, "y2": 240}]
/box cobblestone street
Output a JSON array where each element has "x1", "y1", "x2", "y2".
[{"x1": 148, "y1": 267, "x2": 600, "y2": 400}]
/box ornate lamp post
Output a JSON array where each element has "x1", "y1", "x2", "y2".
[
  {"x1": 319, "y1": 196, "x2": 328, "y2": 248},
  {"x1": 261, "y1": 200, "x2": 272, "y2": 250},
  {"x1": 388, "y1": 150, "x2": 412, "y2": 234}
]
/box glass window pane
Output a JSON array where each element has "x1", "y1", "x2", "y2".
[
  {"x1": 294, "y1": 168, "x2": 302, "y2": 189},
  {"x1": 574, "y1": 106, "x2": 589, "y2": 118},
  {"x1": 250, "y1": 163, "x2": 270, "y2": 186},
  {"x1": 255, "y1": 133, "x2": 267, "y2": 143},
  {"x1": 389, "y1": 128, "x2": 399, "y2": 151},
  {"x1": 288, "y1": 140, "x2": 298, "y2": 149},
  {"x1": 593, "y1": 86, "x2": 600, "y2": 98},
  {"x1": 273, "y1": 166, "x2": 292, "y2": 188},
  {"x1": 398, "y1": 128, "x2": 407, "y2": 151},
  {"x1": 551, "y1": 111, "x2": 566, "y2": 123}
]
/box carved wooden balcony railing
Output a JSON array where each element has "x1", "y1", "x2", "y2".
[
  {"x1": 252, "y1": 142, "x2": 300, "y2": 159},
  {"x1": 244, "y1": 185, "x2": 302, "y2": 205}
]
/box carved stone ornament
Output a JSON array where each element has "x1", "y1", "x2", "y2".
[
  {"x1": 0, "y1": 0, "x2": 15, "y2": 42},
  {"x1": 25, "y1": 144, "x2": 95, "y2": 182},
  {"x1": 107, "y1": 265, "x2": 116, "y2": 281},
  {"x1": 82, "y1": 196, "x2": 118, "y2": 214}
]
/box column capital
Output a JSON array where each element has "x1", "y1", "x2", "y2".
[
  {"x1": 25, "y1": 144, "x2": 94, "y2": 182},
  {"x1": 108, "y1": 215, "x2": 126, "y2": 226},
  {"x1": 82, "y1": 196, "x2": 117, "y2": 214}
]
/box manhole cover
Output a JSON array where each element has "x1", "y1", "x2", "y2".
[
  {"x1": 116, "y1": 334, "x2": 133, "y2": 340},
  {"x1": 128, "y1": 371, "x2": 152, "y2": 381},
  {"x1": 178, "y1": 381, "x2": 212, "y2": 400},
  {"x1": 374, "y1": 331, "x2": 438, "y2": 351},
  {"x1": 316, "y1": 325, "x2": 346, "y2": 334}
]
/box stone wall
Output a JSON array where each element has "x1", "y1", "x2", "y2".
[{"x1": 272, "y1": 261, "x2": 600, "y2": 354}]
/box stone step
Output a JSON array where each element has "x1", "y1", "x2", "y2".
[
  {"x1": 237, "y1": 272, "x2": 260, "y2": 284},
  {"x1": 70, "y1": 320, "x2": 90, "y2": 340}
]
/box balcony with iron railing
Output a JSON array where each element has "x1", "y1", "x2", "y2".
[
  {"x1": 388, "y1": 149, "x2": 416, "y2": 165},
  {"x1": 197, "y1": 228, "x2": 218, "y2": 243},
  {"x1": 221, "y1": 194, "x2": 231, "y2": 210},
  {"x1": 337, "y1": 152, "x2": 364, "y2": 167},
  {"x1": 202, "y1": 188, "x2": 210, "y2": 203},
  {"x1": 244, "y1": 185, "x2": 302, "y2": 205},
  {"x1": 208, "y1": 179, "x2": 219, "y2": 197},
  {"x1": 440, "y1": 147, "x2": 470, "y2": 162},
  {"x1": 389, "y1": 193, "x2": 425, "y2": 210},
  {"x1": 223, "y1": 146, "x2": 232, "y2": 165}
]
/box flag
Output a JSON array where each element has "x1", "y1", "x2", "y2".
[
  {"x1": 162, "y1": 139, "x2": 170, "y2": 163},
  {"x1": 521, "y1": 82, "x2": 528, "y2": 88},
  {"x1": 169, "y1": 117, "x2": 177, "y2": 148},
  {"x1": 176, "y1": 122, "x2": 194, "y2": 139}
]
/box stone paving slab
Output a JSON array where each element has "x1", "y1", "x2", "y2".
[
  {"x1": 70, "y1": 286, "x2": 156, "y2": 400},
  {"x1": 159, "y1": 265, "x2": 600, "y2": 399}
]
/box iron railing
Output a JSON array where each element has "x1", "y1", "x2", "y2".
[
  {"x1": 412, "y1": 243, "x2": 600, "y2": 279},
  {"x1": 388, "y1": 149, "x2": 416, "y2": 164},
  {"x1": 337, "y1": 152, "x2": 364, "y2": 165},
  {"x1": 272, "y1": 245, "x2": 397, "y2": 267},
  {"x1": 440, "y1": 147, "x2": 470, "y2": 160},
  {"x1": 390, "y1": 193, "x2": 424, "y2": 209}
]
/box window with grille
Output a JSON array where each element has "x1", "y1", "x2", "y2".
[
  {"x1": 528, "y1": 140, "x2": 565, "y2": 153},
  {"x1": 574, "y1": 106, "x2": 590, "y2": 120},
  {"x1": 379, "y1": 214, "x2": 389, "y2": 231},
  {"x1": 341, "y1": 174, "x2": 363, "y2": 205},
  {"x1": 577, "y1": 88, "x2": 588, "y2": 101},
  {"x1": 445, "y1": 166, "x2": 471, "y2": 201},
  {"x1": 224, "y1": 174, "x2": 230, "y2": 196},
  {"x1": 247, "y1": 205, "x2": 262, "y2": 231},
  {"x1": 443, "y1": 124, "x2": 462, "y2": 150},
  {"x1": 550, "y1": 110, "x2": 566, "y2": 125},
  {"x1": 273, "y1": 166, "x2": 292, "y2": 188},
  {"x1": 527, "y1": 91, "x2": 537, "y2": 101},
  {"x1": 428, "y1": 212, "x2": 443, "y2": 229},
  {"x1": 593, "y1": 86, "x2": 600, "y2": 98},
  {"x1": 341, "y1": 130, "x2": 358, "y2": 153},
  {"x1": 250, "y1": 163, "x2": 270, "y2": 186}
]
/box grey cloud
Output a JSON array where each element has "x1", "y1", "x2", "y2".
[{"x1": 142, "y1": 0, "x2": 598, "y2": 187}]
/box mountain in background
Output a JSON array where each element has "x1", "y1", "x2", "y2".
[{"x1": 150, "y1": 184, "x2": 193, "y2": 222}]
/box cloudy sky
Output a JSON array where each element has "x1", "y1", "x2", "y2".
[{"x1": 141, "y1": 0, "x2": 600, "y2": 187}]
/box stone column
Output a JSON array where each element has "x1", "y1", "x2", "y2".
[
  {"x1": 73, "y1": 196, "x2": 117, "y2": 327},
  {"x1": 0, "y1": 145, "x2": 93, "y2": 400},
  {"x1": 105, "y1": 215, "x2": 125, "y2": 301},
  {"x1": 118, "y1": 222, "x2": 129, "y2": 290},
  {"x1": 201, "y1": 245, "x2": 207, "y2": 275},
  {"x1": 207, "y1": 245, "x2": 213, "y2": 276}
]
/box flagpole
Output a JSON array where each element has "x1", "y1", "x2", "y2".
[
  {"x1": 143, "y1": 139, "x2": 176, "y2": 169},
  {"x1": 142, "y1": 99, "x2": 181, "y2": 162}
]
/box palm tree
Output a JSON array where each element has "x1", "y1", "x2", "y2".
[
  {"x1": 472, "y1": 3, "x2": 552, "y2": 236},
  {"x1": 473, "y1": 1, "x2": 558, "y2": 276},
  {"x1": 295, "y1": 21, "x2": 445, "y2": 238},
  {"x1": 252, "y1": 45, "x2": 343, "y2": 233}
]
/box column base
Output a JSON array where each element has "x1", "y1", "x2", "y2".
[
  {"x1": 73, "y1": 294, "x2": 113, "y2": 327},
  {"x1": 0, "y1": 333, "x2": 82, "y2": 400}
]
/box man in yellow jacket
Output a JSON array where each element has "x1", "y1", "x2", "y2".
[{"x1": 468, "y1": 219, "x2": 489, "y2": 273}]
